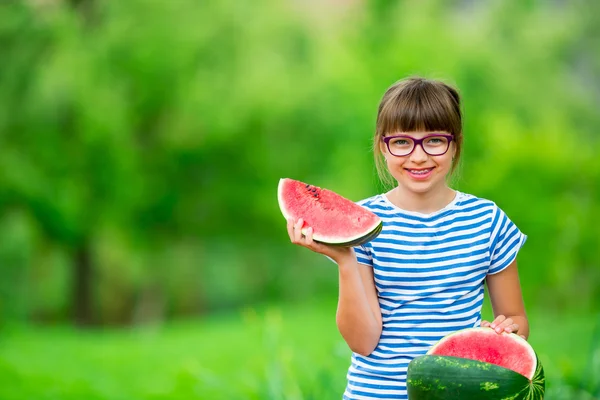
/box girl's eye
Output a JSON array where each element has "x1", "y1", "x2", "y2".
[
  {"x1": 426, "y1": 137, "x2": 446, "y2": 145},
  {"x1": 391, "y1": 139, "x2": 411, "y2": 146}
]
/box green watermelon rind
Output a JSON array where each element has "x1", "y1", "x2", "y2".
[
  {"x1": 313, "y1": 220, "x2": 383, "y2": 247},
  {"x1": 407, "y1": 355, "x2": 545, "y2": 400}
]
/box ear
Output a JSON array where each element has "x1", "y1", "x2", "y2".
[{"x1": 451, "y1": 140, "x2": 457, "y2": 159}]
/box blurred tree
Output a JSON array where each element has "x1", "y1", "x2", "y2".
[{"x1": 0, "y1": 0, "x2": 597, "y2": 326}]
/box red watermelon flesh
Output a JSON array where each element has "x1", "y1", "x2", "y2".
[
  {"x1": 427, "y1": 327, "x2": 537, "y2": 380},
  {"x1": 277, "y1": 178, "x2": 382, "y2": 246}
]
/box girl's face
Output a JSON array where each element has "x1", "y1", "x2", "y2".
[{"x1": 380, "y1": 131, "x2": 456, "y2": 195}]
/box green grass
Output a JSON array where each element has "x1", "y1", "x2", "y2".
[{"x1": 0, "y1": 299, "x2": 597, "y2": 399}]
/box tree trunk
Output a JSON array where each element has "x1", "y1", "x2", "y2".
[
  {"x1": 68, "y1": 0, "x2": 95, "y2": 23},
  {"x1": 73, "y1": 243, "x2": 93, "y2": 326}
]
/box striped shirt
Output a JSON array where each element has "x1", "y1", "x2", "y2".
[{"x1": 343, "y1": 191, "x2": 527, "y2": 400}]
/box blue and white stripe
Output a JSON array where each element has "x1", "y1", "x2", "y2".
[{"x1": 343, "y1": 191, "x2": 526, "y2": 400}]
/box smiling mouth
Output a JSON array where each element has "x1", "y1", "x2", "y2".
[{"x1": 406, "y1": 168, "x2": 434, "y2": 175}]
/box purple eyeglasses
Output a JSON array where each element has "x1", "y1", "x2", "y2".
[{"x1": 382, "y1": 133, "x2": 454, "y2": 157}]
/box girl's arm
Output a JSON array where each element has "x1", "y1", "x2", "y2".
[
  {"x1": 482, "y1": 260, "x2": 530, "y2": 339},
  {"x1": 336, "y1": 255, "x2": 382, "y2": 356},
  {"x1": 287, "y1": 218, "x2": 382, "y2": 356}
]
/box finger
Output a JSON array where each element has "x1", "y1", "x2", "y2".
[
  {"x1": 289, "y1": 218, "x2": 300, "y2": 243},
  {"x1": 495, "y1": 318, "x2": 514, "y2": 333},
  {"x1": 490, "y1": 315, "x2": 506, "y2": 329},
  {"x1": 519, "y1": 335, "x2": 527, "y2": 340},
  {"x1": 286, "y1": 219, "x2": 295, "y2": 241},
  {"x1": 504, "y1": 323, "x2": 519, "y2": 333},
  {"x1": 481, "y1": 320, "x2": 491, "y2": 328},
  {"x1": 305, "y1": 226, "x2": 314, "y2": 246},
  {"x1": 293, "y1": 218, "x2": 304, "y2": 243}
]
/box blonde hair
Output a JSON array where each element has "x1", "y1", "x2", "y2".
[{"x1": 374, "y1": 77, "x2": 463, "y2": 188}]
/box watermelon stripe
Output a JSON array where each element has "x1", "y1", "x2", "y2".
[{"x1": 406, "y1": 355, "x2": 543, "y2": 399}]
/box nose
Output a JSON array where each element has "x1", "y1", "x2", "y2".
[{"x1": 409, "y1": 143, "x2": 428, "y2": 163}]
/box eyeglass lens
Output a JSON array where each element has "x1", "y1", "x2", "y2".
[{"x1": 387, "y1": 136, "x2": 450, "y2": 156}]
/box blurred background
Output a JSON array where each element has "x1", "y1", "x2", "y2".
[{"x1": 0, "y1": 0, "x2": 598, "y2": 399}]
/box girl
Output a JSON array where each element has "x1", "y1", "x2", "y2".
[{"x1": 286, "y1": 77, "x2": 529, "y2": 399}]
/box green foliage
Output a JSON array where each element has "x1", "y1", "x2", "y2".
[
  {"x1": 0, "y1": 0, "x2": 598, "y2": 325},
  {"x1": 0, "y1": 302, "x2": 596, "y2": 399}
]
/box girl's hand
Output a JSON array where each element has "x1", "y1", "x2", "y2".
[
  {"x1": 481, "y1": 315, "x2": 526, "y2": 339},
  {"x1": 287, "y1": 218, "x2": 355, "y2": 264}
]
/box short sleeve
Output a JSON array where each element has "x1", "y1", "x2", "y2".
[
  {"x1": 354, "y1": 244, "x2": 373, "y2": 266},
  {"x1": 488, "y1": 205, "x2": 527, "y2": 275}
]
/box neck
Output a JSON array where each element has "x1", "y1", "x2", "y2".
[{"x1": 387, "y1": 184, "x2": 456, "y2": 214}]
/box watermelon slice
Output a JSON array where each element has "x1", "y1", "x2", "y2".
[
  {"x1": 407, "y1": 327, "x2": 545, "y2": 399},
  {"x1": 277, "y1": 178, "x2": 382, "y2": 247},
  {"x1": 428, "y1": 327, "x2": 538, "y2": 379}
]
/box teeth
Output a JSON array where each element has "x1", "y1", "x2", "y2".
[{"x1": 409, "y1": 169, "x2": 431, "y2": 174}]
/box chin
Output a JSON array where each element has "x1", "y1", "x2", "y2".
[
  {"x1": 397, "y1": 175, "x2": 446, "y2": 195},
  {"x1": 404, "y1": 182, "x2": 435, "y2": 194}
]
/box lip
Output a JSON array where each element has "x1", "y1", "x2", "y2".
[{"x1": 405, "y1": 167, "x2": 434, "y2": 180}]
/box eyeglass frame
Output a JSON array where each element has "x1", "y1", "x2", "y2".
[{"x1": 381, "y1": 133, "x2": 455, "y2": 157}]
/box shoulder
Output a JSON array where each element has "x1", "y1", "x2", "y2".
[
  {"x1": 456, "y1": 192, "x2": 521, "y2": 236},
  {"x1": 356, "y1": 194, "x2": 387, "y2": 210},
  {"x1": 454, "y1": 191, "x2": 500, "y2": 216},
  {"x1": 354, "y1": 194, "x2": 396, "y2": 223}
]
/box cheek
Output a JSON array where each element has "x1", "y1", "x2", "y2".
[
  {"x1": 434, "y1": 154, "x2": 454, "y2": 171},
  {"x1": 387, "y1": 157, "x2": 407, "y2": 169}
]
